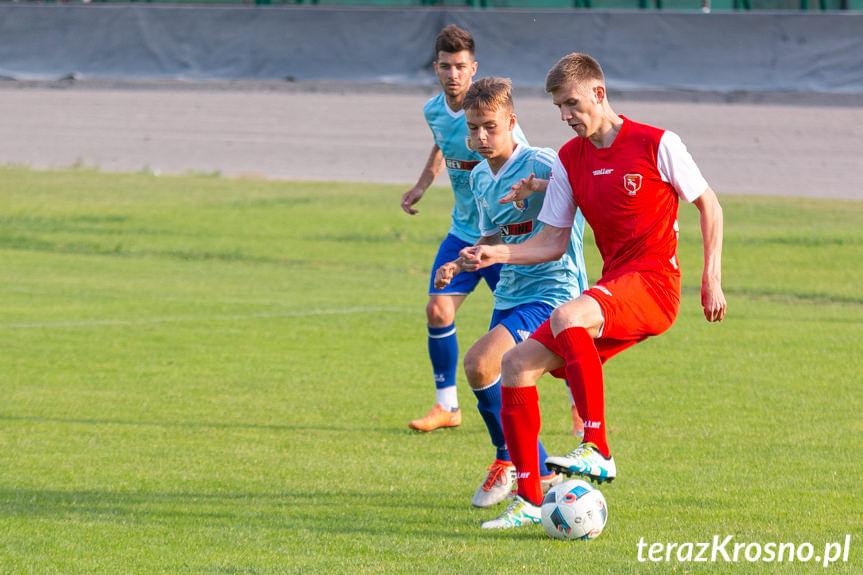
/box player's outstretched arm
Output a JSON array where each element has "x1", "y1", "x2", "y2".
[
  {"x1": 693, "y1": 187, "x2": 726, "y2": 322},
  {"x1": 401, "y1": 145, "x2": 444, "y2": 215},
  {"x1": 499, "y1": 173, "x2": 548, "y2": 204},
  {"x1": 460, "y1": 224, "x2": 571, "y2": 271}
]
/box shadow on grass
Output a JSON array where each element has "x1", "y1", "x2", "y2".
[
  {"x1": 0, "y1": 413, "x2": 419, "y2": 436},
  {"x1": 0, "y1": 487, "x2": 543, "y2": 541}
]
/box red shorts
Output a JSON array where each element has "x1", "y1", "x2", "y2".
[{"x1": 530, "y1": 271, "x2": 680, "y2": 378}]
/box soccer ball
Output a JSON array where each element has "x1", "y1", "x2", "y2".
[{"x1": 540, "y1": 479, "x2": 608, "y2": 541}]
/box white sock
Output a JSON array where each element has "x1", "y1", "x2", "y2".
[{"x1": 436, "y1": 386, "x2": 458, "y2": 412}]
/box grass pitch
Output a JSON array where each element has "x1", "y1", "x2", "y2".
[{"x1": 1, "y1": 167, "x2": 861, "y2": 574}]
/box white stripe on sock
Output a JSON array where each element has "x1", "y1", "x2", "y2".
[{"x1": 428, "y1": 327, "x2": 456, "y2": 339}]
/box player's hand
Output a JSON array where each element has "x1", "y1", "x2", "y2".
[
  {"x1": 701, "y1": 278, "x2": 727, "y2": 322},
  {"x1": 434, "y1": 261, "x2": 461, "y2": 290},
  {"x1": 401, "y1": 186, "x2": 424, "y2": 215},
  {"x1": 500, "y1": 173, "x2": 535, "y2": 204},
  {"x1": 499, "y1": 173, "x2": 543, "y2": 204},
  {"x1": 459, "y1": 245, "x2": 497, "y2": 271}
]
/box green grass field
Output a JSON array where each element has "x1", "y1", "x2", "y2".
[{"x1": 1, "y1": 167, "x2": 861, "y2": 574}]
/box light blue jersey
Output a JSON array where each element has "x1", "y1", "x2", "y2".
[
  {"x1": 424, "y1": 92, "x2": 527, "y2": 244},
  {"x1": 471, "y1": 144, "x2": 588, "y2": 310}
]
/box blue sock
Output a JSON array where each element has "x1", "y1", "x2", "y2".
[
  {"x1": 428, "y1": 323, "x2": 458, "y2": 400},
  {"x1": 473, "y1": 378, "x2": 509, "y2": 462},
  {"x1": 538, "y1": 440, "x2": 552, "y2": 476}
]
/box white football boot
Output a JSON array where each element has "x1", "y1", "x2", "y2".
[
  {"x1": 544, "y1": 442, "x2": 616, "y2": 484},
  {"x1": 480, "y1": 495, "x2": 542, "y2": 530},
  {"x1": 472, "y1": 459, "x2": 516, "y2": 508}
]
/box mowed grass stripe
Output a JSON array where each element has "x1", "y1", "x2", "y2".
[
  {"x1": 1, "y1": 167, "x2": 861, "y2": 574},
  {"x1": 0, "y1": 307, "x2": 415, "y2": 330}
]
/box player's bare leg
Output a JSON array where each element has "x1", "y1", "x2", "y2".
[
  {"x1": 463, "y1": 325, "x2": 516, "y2": 393},
  {"x1": 548, "y1": 295, "x2": 604, "y2": 339}
]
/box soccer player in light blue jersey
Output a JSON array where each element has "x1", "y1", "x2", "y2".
[
  {"x1": 402, "y1": 25, "x2": 526, "y2": 432},
  {"x1": 434, "y1": 77, "x2": 589, "y2": 513}
]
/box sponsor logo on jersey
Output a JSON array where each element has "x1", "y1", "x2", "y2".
[
  {"x1": 498, "y1": 220, "x2": 533, "y2": 237},
  {"x1": 445, "y1": 158, "x2": 480, "y2": 171},
  {"x1": 624, "y1": 173, "x2": 643, "y2": 195},
  {"x1": 593, "y1": 168, "x2": 614, "y2": 176}
]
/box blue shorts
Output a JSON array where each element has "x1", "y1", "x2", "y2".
[
  {"x1": 489, "y1": 301, "x2": 555, "y2": 344},
  {"x1": 428, "y1": 234, "x2": 501, "y2": 296}
]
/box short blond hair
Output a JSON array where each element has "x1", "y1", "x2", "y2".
[
  {"x1": 545, "y1": 53, "x2": 605, "y2": 94},
  {"x1": 463, "y1": 77, "x2": 514, "y2": 116}
]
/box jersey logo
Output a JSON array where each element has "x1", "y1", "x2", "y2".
[
  {"x1": 498, "y1": 220, "x2": 533, "y2": 237},
  {"x1": 445, "y1": 158, "x2": 480, "y2": 171},
  {"x1": 465, "y1": 135, "x2": 474, "y2": 151},
  {"x1": 512, "y1": 198, "x2": 527, "y2": 212},
  {"x1": 623, "y1": 173, "x2": 642, "y2": 195}
]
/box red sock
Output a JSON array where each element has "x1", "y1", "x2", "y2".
[
  {"x1": 554, "y1": 327, "x2": 610, "y2": 457},
  {"x1": 501, "y1": 386, "x2": 542, "y2": 506}
]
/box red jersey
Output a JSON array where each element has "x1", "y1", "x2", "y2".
[{"x1": 541, "y1": 117, "x2": 708, "y2": 284}]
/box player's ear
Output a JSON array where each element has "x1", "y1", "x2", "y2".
[
  {"x1": 470, "y1": 60, "x2": 478, "y2": 76},
  {"x1": 508, "y1": 113, "x2": 517, "y2": 131},
  {"x1": 594, "y1": 85, "x2": 605, "y2": 104}
]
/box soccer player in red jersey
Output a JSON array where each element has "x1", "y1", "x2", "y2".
[{"x1": 462, "y1": 53, "x2": 726, "y2": 529}]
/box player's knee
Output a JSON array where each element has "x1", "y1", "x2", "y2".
[
  {"x1": 426, "y1": 299, "x2": 454, "y2": 327},
  {"x1": 462, "y1": 348, "x2": 500, "y2": 389},
  {"x1": 463, "y1": 347, "x2": 491, "y2": 388},
  {"x1": 500, "y1": 347, "x2": 526, "y2": 380},
  {"x1": 550, "y1": 304, "x2": 597, "y2": 333},
  {"x1": 550, "y1": 305, "x2": 577, "y2": 329}
]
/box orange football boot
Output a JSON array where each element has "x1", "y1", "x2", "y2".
[{"x1": 408, "y1": 404, "x2": 462, "y2": 431}]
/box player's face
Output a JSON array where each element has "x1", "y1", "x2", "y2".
[
  {"x1": 434, "y1": 50, "x2": 477, "y2": 99},
  {"x1": 465, "y1": 105, "x2": 515, "y2": 161},
  {"x1": 552, "y1": 80, "x2": 604, "y2": 139}
]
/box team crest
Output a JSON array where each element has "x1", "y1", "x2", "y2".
[
  {"x1": 512, "y1": 198, "x2": 527, "y2": 212},
  {"x1": 465, "y1": 135, "x2": 474, "y2": 151},
  {"x1": 623, "y1": 173, "x2": 642, "y2": 196}
]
